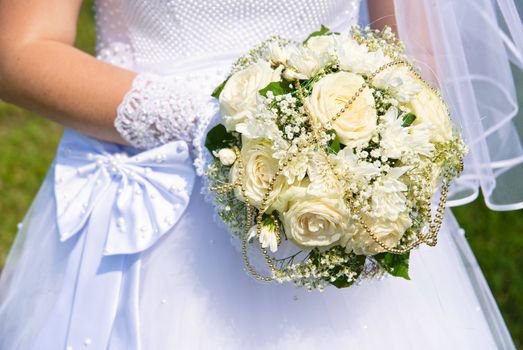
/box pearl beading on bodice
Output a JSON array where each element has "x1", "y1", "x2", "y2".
[{"x1": 94, "y1": 0, "x2": 361, "y2": 73}]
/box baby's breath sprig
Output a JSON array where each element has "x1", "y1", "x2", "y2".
[
  {"x1": 230, "y1": 36, "x2": 296, "y2": 75},
  {"x1": 352, "y1": 25, "x2": 408, "y2": 61}
]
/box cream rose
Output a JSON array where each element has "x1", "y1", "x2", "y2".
[
  {"x1": 343, "y1": 213, "x2": 412, "y2": 255},
  {"x1": 279, "y1": 186, "x2": 352, "y2": 247},
  {"x1": 230, "y1": 138, "x2": 285, "y2": 208},
  {"x1": 219, "y1": 60, "x2": 283, "y2": 131},
  {"x1": 214, "y1": 148, "x2": 236, "y2": 166},
  {"x1": 308, "y1": 71, "x2": 377, "y2": 147},
  {"x1": 306, "y1": 35, "x2": 337, "y2": 55},
  {"x1": 409, "y1": 88, "x2": 453, "y2": 143}
]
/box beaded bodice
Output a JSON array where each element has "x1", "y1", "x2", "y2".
[
  {"x1": 97, "y1": 0, "x2": 363, "y2": 158},
  {"x1": 94, "y1": 0, "x2": 361, "y2": 73}
]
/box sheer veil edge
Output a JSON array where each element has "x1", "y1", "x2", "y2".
[{"x1": 388, "y1": 0, "x2": 523, "y2": 210}]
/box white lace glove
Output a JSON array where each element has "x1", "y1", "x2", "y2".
[{"x1": 115, "y1": 72, "x2": 212, "y2": 150}]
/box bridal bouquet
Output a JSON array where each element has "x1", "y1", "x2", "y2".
[{"x1": 205, "y1": 25, "x2": 466, "y2": 291}]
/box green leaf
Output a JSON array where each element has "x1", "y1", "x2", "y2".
[
  {"x1": 211, "y1": 77, "x2": 229, "y2": 99},
  {"x1": 401, "y1": 113, "x2": 416, "y2": 127},
  {"x1": 375, "y1": 252, "x2": 411, "y2": 280},
  {"x1": 309, "y1": 248, "x2": 322, "y2": 265},
  {"x1": 259, "y1": 80, "x2": 293, "y2": 97},
  {"x1": 327, "y1": 134, "x2": 341, "y2": 155},
  {"x1": 331, "y1": 254, "x2": 366, "y2": 288},
  {"x1": 205, "y1": 124, "x2": 237, "y2": 154},
  {"x1": 304, "y1": 25, "x2": 331, "y2": 43},
  {"x1": 261, "y1": 212, "x2": 279, "y2": 229},
  {"x1": 331, "y1": 275, "x2": 353, "y2": 288}
]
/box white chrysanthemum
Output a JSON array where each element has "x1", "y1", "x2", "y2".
[
  {"x1": 380, "y1": 107, "x2": 434, "y2": 159},
  {"x1": 235, "y1": 104, "x2": 281, "y2": 141},
  {"x1": 264, "y1": 41, "x2": 290, "y2": 65},
  {"x1": 307, "y1": 152, "x2": 340, "y2": 195},
  {"x1": 280, "y1": 147, "x2": 310, "y2": 185},
  {"x1": 370, "y1": 167, "x2": 410, "y2": 221},
  {"x1": 334, "y1": 148, "x2": 381, "y2": 180},
  {"x1": 247, "y1": 224, "x2": 279, "y2": 253},
  {"x1": 334, "y1": 34, "x2": 390, "y2": 75},
  {"x1": 284, "y1": 46, "x2": 329, "y2": 80},
  {"x1": 373, "y1": 66, "x2": 423, "y2": 102}
]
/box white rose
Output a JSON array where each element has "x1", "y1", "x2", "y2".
[
  {"x1": 308, "y1": 71, "x2": 377, "y2": 148},
  {"x1": 306, "y1": 35, "x2": 337, "y2": 55},
  {"x1": 343, "y1": 213, "x2": 412, "y2": 255},
  {"x1": 230, "y1": 138, "x2": 285, "y2": 208},
  {"x1": 219, "y1": 60, "x2": 283, "y2": 131},
  {"x1": 335, "y1": 35, "x2": 390, "y2": 75},
  {"x1": 279, "y1": 185, "x2": 352, "y2": 247},
  {"x1": 284, "y1": 46, "x2": 328, "y2": 80},
  {"x1": 409, "y1": 88, "x2": 453, "y2": 143},
  {"x1": 214, "y1": 148, "x2": 236, "y2": 166}
]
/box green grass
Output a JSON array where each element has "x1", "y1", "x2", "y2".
[{"x1": 0, "y1": 1, "x2": 522, "y2": 347}]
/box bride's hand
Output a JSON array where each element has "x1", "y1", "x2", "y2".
[{"x1": 0, "y1": 0, "x2": 135, "y2": 143}]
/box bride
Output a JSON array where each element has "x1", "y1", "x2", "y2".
[{"x1": 0, "y1": 0, "x2": 521, "y2": 349}]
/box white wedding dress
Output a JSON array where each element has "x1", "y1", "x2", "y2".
[{"x1": 0, "y1": 0, "x2": 519, "y2": 349}]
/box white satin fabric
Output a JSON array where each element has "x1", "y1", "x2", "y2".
[
  {"x1": 0, "y1": 0, "x2": 518, "y2": 349},
  {"x1": 0, "y1": 171, "x2": 514, "y2": 349},
  {"x1": 55, "y1": 129, "x2": 195, "y2": 255}
]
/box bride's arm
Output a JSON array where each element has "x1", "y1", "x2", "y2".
[
  {"x1": 367, "y1": 0, "x2": 438, "y2": 84},
  {"x1": 367, "y1": 0, "x2": 397, "y2": 32},
  {"x1": 0, "y1": 0, "x2": 135, "y2": 143}
]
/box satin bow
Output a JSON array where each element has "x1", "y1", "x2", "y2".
[{"x1": 54, "y1": 129, "x2": 195, "y2": 256}]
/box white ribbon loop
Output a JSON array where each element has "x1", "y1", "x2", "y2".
[{"x1": 54, "y1": 129, "x2": 195, "y2": 256}]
